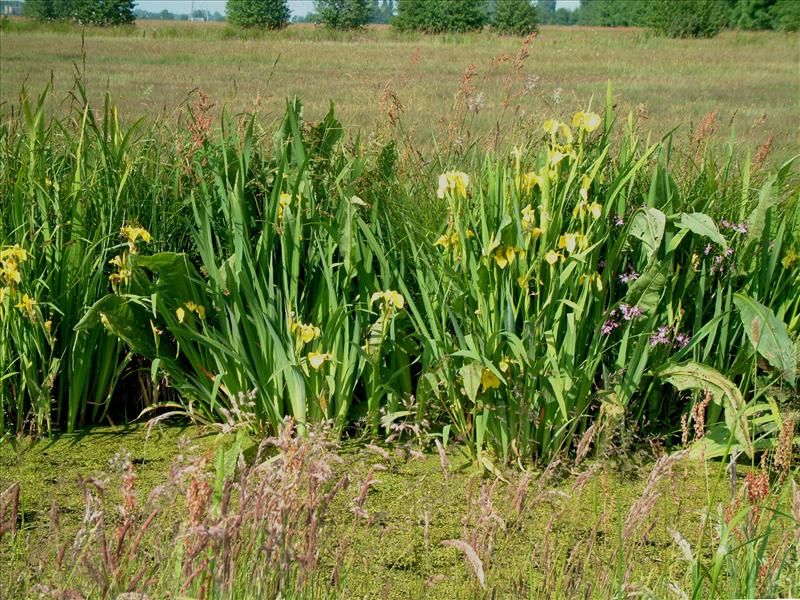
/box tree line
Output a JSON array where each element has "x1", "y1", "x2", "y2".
[{"x1": 22, "y1": 0, "x2": 799, "y2": 35}]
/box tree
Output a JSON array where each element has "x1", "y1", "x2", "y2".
[
  {"x1": 370, "y1": 0, "x2": 394, "y2": 23},
  {"x1": 23, "y1": 0, "x2": 71, "y2": 21},
  {"x1": 315, "y1": 0, "x2": 372, "y2": 29},
  {"x1": 492, "y1": 0, "x2": 538, "y2": 35},
  {"x1": 575, "y1": 0, "x2": 647, "y2": 27},
  {"x1": 72, "y1": 0, "x2": 135, "y2": 25},
  {"x1": 159, "y1": 9, "x2": 174, "y2": 20},
  {"x1": 646, "y1": 0, "x2": 726, "y2": 38},
  {"x1": 536, "y1": 0, "x2": 556, "y2": 24},
  {"x1": 772, "y1": 0, "x2": 800, "y2": 30},
  {"x1": 394, "y1": 0, "x2": 488, "y2": 33},
  {"x1": 227, "y1": 0, "x2": 291, "y2": 29},
  {"x1": 729, "y1": 0, "x2": 776, "y2": 29},
  {"x1": 552, "y1": 7, "x2": 575, "y2": 24}
]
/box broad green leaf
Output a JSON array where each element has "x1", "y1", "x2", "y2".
[
  {"x1": 628, "y1": 207, "x2": 665, "y2": 259},
  {"x1": 659, "y1": 361, "x2": 752, "y2": 458},
  {"x1": 459, "y1": 361, "x2": 482, "y2": 404},
  {"x1": 676, "y1": 212, "x2": 727, "y2": 247},
  {"x1": 733, "y1": 293, "x2": 797, "y2": 385},
  {"x1": 623, "y1": 260, "x2": 667, "y2": 315}
]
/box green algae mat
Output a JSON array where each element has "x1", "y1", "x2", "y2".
[{"x1": 1, "y1": 425, "x2": 797, "y2": 598}]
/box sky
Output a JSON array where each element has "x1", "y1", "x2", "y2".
[{"x1": 133, "y1": 0, "x2": 581, "y2": 17}]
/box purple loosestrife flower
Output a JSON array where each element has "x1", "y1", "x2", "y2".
[
  {"x1": 649, "y1": 326, "x2": 672, "y2": 347},
  {"x1": 720, "y1": 219, "x2": 748, "y2": 235},
  {"x1": 674, "y1": 332, "x2": 691, "y2": 348},
  {"x1": 619, "y1": 303, "x2": 644, "y2": 321},
  {"x1": 704, "y1": 243, "x2": 713, "y2": 256},
  {"x1": 601, "y1": 320, "x2": 619, "y2": 335},
  {"x1": 619, "y1": 266, "x2": 640, "y2": 284},
  {"x1": 613, "y1": 216, "x2": 625, "y2": 227}
]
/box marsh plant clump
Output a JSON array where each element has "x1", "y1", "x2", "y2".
[{"x1": 1, "y1": 83, "x2": 797, "y2": 467}]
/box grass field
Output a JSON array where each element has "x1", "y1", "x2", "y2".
[{"x1": 1, "y1": 20, "x2": 798, "y2": 160}]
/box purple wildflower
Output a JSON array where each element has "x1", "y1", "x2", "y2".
[
  {"x1": 725, "y1": 247, "x2": 734, "y2": 256},
  {"x1": 704, "y1": 243, "x2": 713, "y2": 256},
  {"x1": 649, "y1": 326, "x2": 672, "y2": 347},
  {"x1": 720, "y1": 219, "x2": 748, "y2": 235},
  {"x1": 619, "y1": 266, "x2": 640, "y2": 284},
  {"x1": 673, "y1": 332, "x2": 691, "y2": 348},
  {"x1": 619, "y1": 303, "x2": 644, "y2": 321},
  {"x1": 613, "y1": 216, "x2": 625, "y2": 227},
  {"x1": 601, "y1": 320, "x2": 619, "y2": 335}
]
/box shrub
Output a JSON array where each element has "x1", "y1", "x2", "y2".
[
  {"x1": 227, "y1": 0, "x2": 291, "y2": 29},
  {"x1": 492, "y1": 0, "x2": 538, "y2": 36},
  {"x1": 646, "y1": 0, "x2": 727, "y2": 38},
  {"x1": 394, "y1": 0, "x2": 489, "y2": 33},
  {"x1": 315, "y1": 0, "x2": 372, "y2": 30}
]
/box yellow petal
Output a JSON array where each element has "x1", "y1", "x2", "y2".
[{"x1": 481, "y1": 368, "x2": 501, "y2": 391}]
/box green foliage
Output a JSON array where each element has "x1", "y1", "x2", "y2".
[
  {"x1": 772, "y1": 0, "x2": 800, "y2": 30},
  {"x1": 729, "y1": 0, "x2": 778, "y2": 29},
  {"x1": 394, "y1": 0, "x2": 489, "y2": 33},
  {"x1": 23, "y1": 0, "x2": 134, "y2": 24},
  {"x1": 315, "y1": 0, "x2": 372, "y2": 29},
  {"x1": 22, "y1": 0, "x2": 71, "y2": 21},
  {"x1": 492, "y1": 0, "x2": 538, "y2": 35},
  {"x1": 646, "y1": 0, "x2": 727, "y2": 38},
  {"x1": 370, "y1": 0, "x2": 395, "y2": 23},
  {"x1": 227, "y1": 0, "x2": 291, "y2": 29},
  {"x1": 72, "y1": 0, "x2": 134, "y2": 25},
  {"x1": 575, "y1": 0, "x2": 648, "y2": 27}
]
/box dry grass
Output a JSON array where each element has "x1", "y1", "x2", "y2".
[{"x1": 1, "y1": 21, "x2": 797, "y2": 160}]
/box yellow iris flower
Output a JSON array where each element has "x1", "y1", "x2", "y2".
[
  {"x1": 578, "y1": 272, "x2": 603, "y2": 292},
  {"x1": 291, "y1": 321, "x2": 322, "y2": 344},
  {"x1": 572, "y1": 111, "x2": 602, "y2": 133},
  {"x1": 544, "y1": 250, "x2": 564, "y2": 266},
  {"x1": 121, "y1": 225, "x2": 152, "y2": 253},
  {"x1": 782, "y1": 249, "x2": 799, "y2": 269},
  {"x1": 437, "y1": 171, "x2": 469, "y2": 199},
  {"x1": 278, "y1": 192, "x2": 293, "y2": 222},
  {"x1": 177, "y1": 301, "x2": 206, "y2": 323},
  {"x1": 372, "y1": 290, "x2": 405, "y2": 312},
  {"x1": 558, "y1": 233, "x2": 587, "y2": 254},
  {"x1": 307, "y1": 351, "x2": 332, "y2": 370},
  {"x1": 480, "y1": 368, "x2": 501, "y2": 392},
  {"x1": 492, "y1": 245, "x2": 518, "y2": 270},
  {"x1": 521, "y1": 172, "x2": 544, "y2": 192},
  {"x1": 542, "y1": 119, "x2": 573, "y2": 144},
  {"x1": 15, "y1": 293, "x2": 36, "y2": 317}
]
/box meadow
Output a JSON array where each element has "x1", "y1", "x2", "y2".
[
  {"x1": 0, "y1": 18, "x2": 799, "y2": 599},
  {"x1": 1, "y1": 20, "x2": 798, "y2": 160}
]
